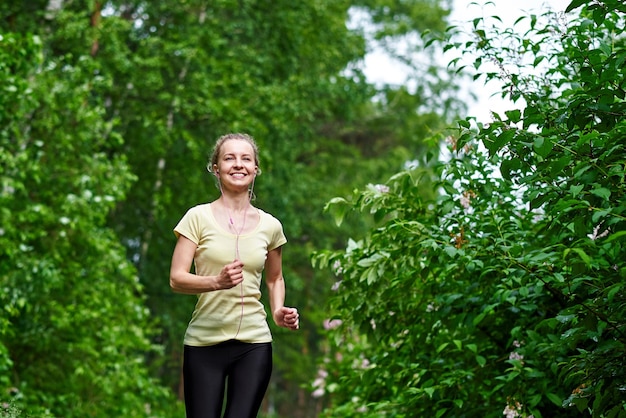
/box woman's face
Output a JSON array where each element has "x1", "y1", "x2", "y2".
[{"x1": 214, "y1": 139, "x2": 257, "y2": 190}]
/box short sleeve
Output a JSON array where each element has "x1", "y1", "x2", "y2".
[
  {"x1": 268, "y1": 217, "x2": 287, "y2": 251},
  {"x1": 174, "y1": 206, "x2": 201, "y2": 244}
]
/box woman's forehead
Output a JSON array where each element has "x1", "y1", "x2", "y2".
[{"x1": 221, "y1": 139, "x2": 255, "y2": 155}]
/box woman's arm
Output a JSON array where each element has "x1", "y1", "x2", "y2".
[
  {"x1": 265, "y1": 246, "x2": 299, "y2": 330},
  {"x1": 169, "y1": 234, "x2": 244, "y2": 294}
]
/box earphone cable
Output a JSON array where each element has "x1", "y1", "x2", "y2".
[{"x1": 229, "y1": 208, "x2": 247, "y2": 340}]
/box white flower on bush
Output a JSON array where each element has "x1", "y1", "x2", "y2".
[
  {"x1": 351, "y1": 356, "x2": 371, "y2": 370},
  {"x1": 367, "y1": 183, "x2": 390, "y2": 194},
  {"x1": 503, "y1": 403, "x2": 520, "y2": 418},
  {"x1": 311, "y1": 369, "x2": 328, "y2": 398},
  {"x1": 459, "y1": 189, "x2": 477, "y2": 210},
  {"x1": 503, "y1": 400, "x2": 533, "y2": 418},
  {"x1": 502, "y1": 401, "x2": 534, "y2": 418},
  {"x1": 508, "y1": 341, "x2": 525, "y2": 364},
  {"x1": 332, "y1": 260, "x2": 344, "y2": 275},
  {"x1": 323, "y1": 319, "x2": 342, "y2": 330},
  {"x1": 588, "y1": 223, "x2": 610, "y2": 240}
]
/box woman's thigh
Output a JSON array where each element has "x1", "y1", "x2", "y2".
[
  {"x1": 183, "y1": 341, "x2": 273, "y2": 418},
  {"x1": 224, "y1": 342, "x2": 273, "y2": 418}
]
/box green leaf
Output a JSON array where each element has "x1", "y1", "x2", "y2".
[
  {"x1": 483, "y1": 129, "x2": 515, "y2": 155},
  {"x1": 550, "y1": 155, "x2": 571, "y2": 177},
  {"x1": 424, "y1": 387, "x2": 436, "y2": 398},
  {"x1": 546, "y1": 393, "x2": 563, "y2": 406},
  {"x1": 569, "y1": 184, "x2": 584, "y2": 197},
  {"x1": 590, "y1": 187, "x2": 611, "y2": 200},
  {"x1": 605, "y1": 230, "x2": 626, "y2": 243},
  {"x1": 565, "y1": 0, "x2": 587, "y2": 12},
  {"x1": 533, "y1": 136, "x2": 553, "y2": 157},
  {"x1": 530, "y1": 193, "x2": 550, "y2": 209},
  {"x1": 563, "y1": 247, "x2": 591, "y2": 266},
  {"x1": 473, "y1": 312, "x2": 486, "y2": 326},
  {"x1": 500, "y1": 157, "x2": 522, "y2": 180},
  {"x1": 324, "y1": 197, "x2": 351, "y2": 226},
  {"x1": 444, "y1": 246, "x2": 458, "y2": 258},
  {"x1": 504, "y1": 109, "x2": 522, "y2": 123},
  {"x1": 606, "y1": 284, "x2": 622, "y2": 302}
]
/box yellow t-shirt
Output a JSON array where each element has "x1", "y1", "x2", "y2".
[{"x1": 173, "y1": 203, "x2": 287, "y2": 346}]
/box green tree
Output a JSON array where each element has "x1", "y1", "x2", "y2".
[
  {"x1": 88, "y1": 0, "x2": 453, "y2": 414},
  {"x1": 314, "y1": 1, "x2": 626, "y2": 417},
  {"x1": 0, "y1": 23, "x2": 180, "y2": 418},
  {"x1": 1, "y1": 0, "x2": 457, "y2": 415}
]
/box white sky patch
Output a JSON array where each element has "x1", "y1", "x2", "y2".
[{"x1": 362, "y1": 0, "x2": 573, "y2": 122}]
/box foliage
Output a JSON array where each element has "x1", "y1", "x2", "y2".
[
  {"x1": 1, "y1": 0, "x2": 455, "y2": 416},
  {"x1": 0, "y1": 15, "x2": 180, "y2": 418},
  {"x1": 75, "y1": 0, "x2": 452, "y2": 415},
  {"x1": 313, "y1": 1, "x2": 626, "y2": 417}
]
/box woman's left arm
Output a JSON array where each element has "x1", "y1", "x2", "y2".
[{"x1": 265, "y1": 246, "x2": 299, "y2": 330}]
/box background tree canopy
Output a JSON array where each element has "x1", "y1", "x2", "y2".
[{"x1": 1, "y1": 0, "x2": 455, "y2": 416}]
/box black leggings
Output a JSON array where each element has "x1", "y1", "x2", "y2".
[{"x1": 183, "y1": 340, "x2": 273, "y2": 418}]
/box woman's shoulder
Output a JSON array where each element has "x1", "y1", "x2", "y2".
[
  {"x1": 256, "y1": 207, "x2": 283, "y2": 227},
  {"x1": 184, "y1": 202, "x2": 212, "y2": 215},
  {"x1": 177, "y1": 203, "x2": 214, "y2": 226},
  {"x1": 257, "y1": 207, "x2": 279, "y2": 220}
]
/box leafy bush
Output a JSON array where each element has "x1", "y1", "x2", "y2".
[{"x1": 313, "y1": 2, "x2": 626, "y2": 417}]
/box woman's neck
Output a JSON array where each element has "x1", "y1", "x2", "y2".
[{"x1": 217, "y1": 193, "x2": 250, "y2": 213}]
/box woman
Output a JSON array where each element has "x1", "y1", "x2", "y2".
[{"x1": 170, "y1": 133, "x2": 299, "y2": 418}]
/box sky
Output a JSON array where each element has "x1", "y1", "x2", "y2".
[{"x1": 362, "y1": 0, "x2": 572, "y2": 122}]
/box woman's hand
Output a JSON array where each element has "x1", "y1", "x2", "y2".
[
  {"x1": 274, "y1": 306, "x2": 299, "y2": 330},
  {"x1": 215, "y1": 260, "x2": 245, "y2": 289}
]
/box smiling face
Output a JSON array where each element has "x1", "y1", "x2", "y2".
[{"x1": 213, "y1": 138, "x2": 258, "y2": 191}]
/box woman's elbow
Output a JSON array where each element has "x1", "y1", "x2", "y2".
[{"x1": 169, "y1": 272, "x2": 184, "y2": 293}]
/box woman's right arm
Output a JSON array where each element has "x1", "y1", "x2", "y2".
[{"x1": 170, "y1": 234, "x2": 244, "y2": 294}]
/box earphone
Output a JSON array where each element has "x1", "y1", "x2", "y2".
[{"x1": 207, "y1": 162, "x2": 259, "y2": 176}]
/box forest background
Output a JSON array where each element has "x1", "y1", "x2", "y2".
[{"x1": 1, "y1": 0, "x2": 625, "y2": 417}]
